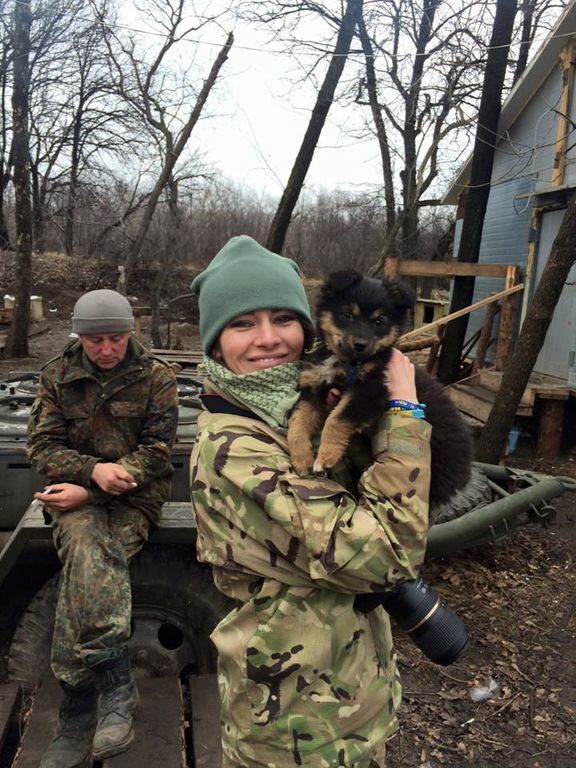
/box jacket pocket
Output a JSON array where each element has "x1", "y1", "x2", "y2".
[
  {"x1": 109, "y1": 401, "x2": 147, "y2": 418},
  {"x1": 282, "y1": 475, "x2": 354, "y2": 560}
]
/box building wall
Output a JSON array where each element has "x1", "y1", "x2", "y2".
[
  {"x1": 451, "y1": 63, "x2": 567, "y2": 362},
  {"x1": 491, "y1": 66, "x2": 562, "y2": 191},
  {"x1": 452, "y1": 176, "x2": 533, "y2": 351}
]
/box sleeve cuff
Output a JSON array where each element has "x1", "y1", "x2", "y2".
[
  {"x1": 371, "y1": 412, "x2": 432, "y2": 458},
  {"x1": 81, "y1": 457, "x2": 100, "y2": 487}
]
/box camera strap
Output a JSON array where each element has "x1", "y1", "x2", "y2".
[{"x1": 199, "y1": 393, "x2": 265, "y2": 422}]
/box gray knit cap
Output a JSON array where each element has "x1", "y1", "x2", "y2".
[{"x1": 72, "y1": 289, "x2": 134, "y2": 335}]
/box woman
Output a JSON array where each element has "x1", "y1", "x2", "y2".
[{"x1": 190, "y1": 235, "x2": 432, "y2": 768}]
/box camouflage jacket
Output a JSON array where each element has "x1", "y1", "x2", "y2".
[
  {"x1": 191, "y1": 392, "x2": 432, "y2": 767},
  {"x1": 27, "y1": 338, "x2": 178, "y2": 520}
]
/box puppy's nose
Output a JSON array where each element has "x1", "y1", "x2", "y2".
[{"x1": 353, "y1": 340, "x2": 369, "y2": 353}]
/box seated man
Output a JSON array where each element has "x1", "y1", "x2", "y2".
[{"x1": 27, "y1": 289, "x2": 179, "y2": 767}]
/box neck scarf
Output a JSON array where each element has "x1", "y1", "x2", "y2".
[{"x1": 201, "y1": 356, "x2": 300, "y2": 432}]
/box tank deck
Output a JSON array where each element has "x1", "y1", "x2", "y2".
[{"x1": 1, "y1": 673, "x2": 222, "y2": 767}]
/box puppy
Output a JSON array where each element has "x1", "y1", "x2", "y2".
[{"x1": 287, "y1": 269, "x2": 473, "y2": 509}]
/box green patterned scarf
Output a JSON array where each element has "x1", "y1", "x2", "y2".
[{"x1": 201, "y1": 356, "x2": 301, "y2": 432}]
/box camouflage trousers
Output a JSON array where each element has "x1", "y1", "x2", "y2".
[
  {"x1": 221, "y1": 740, "x2": 386, "y2": 767},
  {"x1": 50, "y1": 502, "x2": 151, "y2": 687}
]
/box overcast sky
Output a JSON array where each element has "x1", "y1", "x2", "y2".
[
  {"x1": 189, "y1": 24, "x2": 383, "y2": 196},
  {"x1": 121, "y1": 1, "x2": 565, "y2": 200}
]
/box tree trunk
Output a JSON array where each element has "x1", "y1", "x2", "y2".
[
  {"x1": 5, "y1": 0, "x2": 32, "y2": 358},
  {"x1": 357, "y1": 13, "x2": 395, "y2": 248},
  {"x1": 266, "y1": 0, "x2": 362, "y2": 255},
  {"x1": 475, "y1": 199, "x2": 576, "y2": 463},
  {"x1": 512, "y1": 0, "x2": 535, "y2": 85},
  {"x1": 64, "y1": 103, "x2": 84, "y2": 258},
  {"x1": 436, "y1": 0, "x2": 518, "y2": 384},
  {"x1": 0, "y1": 46, "x2": 12, "y2": 250}
]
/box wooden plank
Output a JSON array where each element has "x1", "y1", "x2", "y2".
[
  {"x1": 448, "y1": 383, "x2": 533, "y2": 423},
  {"x1": 104, "y1": 677, "x2": 183, "y2": 768},
  {"x1": 477, "y1": 370, "x2": 570, "y2": 401},
  {"x1": 477, "y1": 370, "x2": 535, "y2": 407},
  {"x1": 0, "y1": 683, "x2": 21, "y2": 758},
  {"x1": 399, "y1": 283, "x2": 525, "y2": 343},
  {"x1": 13, "y1": 677, "x2": 61, "y2": 768},
  {"x1": 189, "y1": 674, "x2": 222, "y2": 767},
  {"x1": 393, "y1": 260, "x2": 514, "y2": 278}
]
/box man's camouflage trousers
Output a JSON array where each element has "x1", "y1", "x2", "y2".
[{"x1": 49, "y1": 502, "x2": 150, "y2": 687}]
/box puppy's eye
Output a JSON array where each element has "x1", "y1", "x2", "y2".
[
  {"x1": 339, "y1": 310, "x2": 353, "y2": 321},
  {"x1": 373, "y1": 316, "x2": 387, "y2": 326}
]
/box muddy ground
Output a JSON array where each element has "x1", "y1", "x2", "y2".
[{"x1": 0, "y1": 257, "x2": 574, "y2": 768}]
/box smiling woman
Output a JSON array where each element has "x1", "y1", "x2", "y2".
[
  {"x1": 214, "y1": 309, "x2": 304, "y2": 374},
  {"x1": 189, "y1": 235, "x2": 433, "y2": 768}
]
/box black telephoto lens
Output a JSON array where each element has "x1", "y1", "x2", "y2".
[{"x1": 378, "y1": 577, "x2": 470, "y2": 666}]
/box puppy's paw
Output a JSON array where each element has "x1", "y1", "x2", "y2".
[
  {"x1": 313, "y1": 444, "x2": 343, "y2": 474},
  {"x1": 290, "y1": 447, "x2": 315, "y2": 476}
]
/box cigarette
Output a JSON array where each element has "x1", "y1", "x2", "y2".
[
  {"x1": 129, "y1": 482, "x2": 138, "y2": 488},
  {"x1": 43, "y1": 486, "x2": 57, "y2": 494}
]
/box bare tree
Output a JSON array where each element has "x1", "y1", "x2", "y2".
[
  {"x1": 476, "y1": 197, "x2": 576, "y2": 462},
  {"x1": 266, "y1": 0, "x2": 362, "y2": 254},
  {"x1": 355, "y1": 0, "x2": 488, "y2": 267},
  {"x1": 437, "y1": 0, "x2": 518, "y2": 384},
  {"x1": 512, "y1": 0, "x2": 567, "y2": 85},
  {"x1": 25, "y1": 0, "x2": 135, "y2": 255},
  {"x1": 0, "y1": 9, "x2": 13, "y2": 251},
  {"x1": 96, "y1": 0, "x2": 233, "y2": 291},
  {"x1": 5, "y1": 0, "x2": 32, "y2": 357}
]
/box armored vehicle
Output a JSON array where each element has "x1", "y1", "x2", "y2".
[{"x1": 0, "y1": 368, "x2": 572, "y2": 766}]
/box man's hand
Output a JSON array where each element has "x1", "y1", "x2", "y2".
[
  {"x1": 34, "y1": 483, "x2": 90, "y2": 512},
  {"x1": 91, "y1": 463, "x2": 137, "y2": 495}
]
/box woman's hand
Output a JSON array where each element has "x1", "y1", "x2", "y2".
[
  {"x1": 34, "y1": 483, "x2": 90, "y2": 512},
  {"x1": 385, "y1": 348, "x2": 418, "y2": 403}
]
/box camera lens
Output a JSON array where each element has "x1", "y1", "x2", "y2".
[{"x1": 378, "y1": 577, "x2": 470, "y2": 666}]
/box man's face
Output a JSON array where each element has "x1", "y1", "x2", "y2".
[{"x1": 79, "y1": 332, "x2": 131, "y2": 370}]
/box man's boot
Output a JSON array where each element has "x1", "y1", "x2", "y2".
[
  {"x1": 87, "y1": 648, "x2": 139, "y2": 760},
  {"x1": 40, "y1": 681, "x2": 97, "y2": 768}
]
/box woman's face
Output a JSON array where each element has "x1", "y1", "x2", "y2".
[{"x1": 215, "y1": 309, "x2": 305, "y2": 374}]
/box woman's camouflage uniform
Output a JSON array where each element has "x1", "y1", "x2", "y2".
[
  {"x1": 27, "y1": 338, "x2": 178, "y2": 686},
  {"x1": 191, "y1": 393, "x2": 431, "y2": 768}
]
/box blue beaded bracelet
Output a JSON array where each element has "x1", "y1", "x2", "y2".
[
  {"x1": 387, "y1": 399, "x2": 426, "y2": 411},
  {"x1": 388, "y1": 407, "x2": 426, "y2": 419}
]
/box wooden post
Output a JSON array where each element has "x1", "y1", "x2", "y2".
[
  {"x1": 551, "y1": 40, "x2": 576, "y2": 187},
  {"x1": 384, "y1": 257, "x2": 399, "y2": 279},
  {"x1": 536, "y1": 399, "x2": 565, "y2": 461},
  {"x1": 472, "y1": 297, "x2": 499, "y2": 373},
  {"x1": 426, "y1": 326, "x2": 445, "y2": 376},
  {"x1": 495, "y1": 265, "x2": 520, "y2": 370}
]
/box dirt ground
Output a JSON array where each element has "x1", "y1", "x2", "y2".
[{"x1": 0, "y1": 266, "x2": 575, "y2": 768}]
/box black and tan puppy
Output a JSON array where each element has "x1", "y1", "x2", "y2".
[{"x1": 287, "y1": 269, "x2": 473, "y2": 508}]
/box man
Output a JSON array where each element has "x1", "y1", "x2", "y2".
[{"x1": 28, "y1": 289, "x2": 179, "y2": 767}]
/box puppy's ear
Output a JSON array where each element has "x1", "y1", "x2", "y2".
[
  {"x1": 384, "y1": 279, "x2": 416, "y2": 310},
  {"x1": 322, "y1": 270, "x2": 362, "y2": 298}
]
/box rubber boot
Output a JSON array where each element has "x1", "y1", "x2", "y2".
[
  {"x1": 87, "y1": 649, "x2": 139, "y2": 760},
  {"x1": 39, "y1": 682, "x2": 97, "y2": 768}
]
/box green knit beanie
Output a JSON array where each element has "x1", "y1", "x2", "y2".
[{"x1": 191, "y1": 235, "x2": 313, "y2": 353}]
